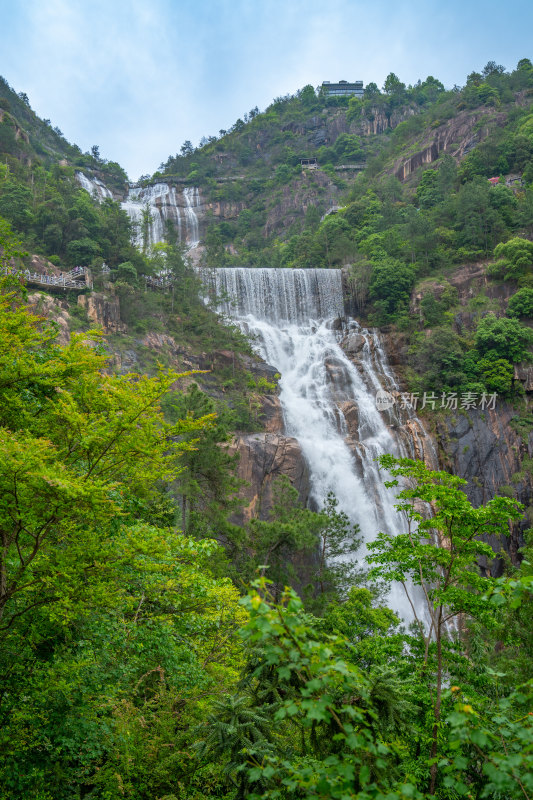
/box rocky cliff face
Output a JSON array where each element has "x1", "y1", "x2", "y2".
[
  {"x1": 353, "y1": 105, "x2": 418, "y2": 137},
  {"x1": 78, "y1": 292, "x2": 125, "y2": 334},
  {"x1": 27, "y1": 292, "x2": 72, "y2": 345},
  {"x1": 339, "y1": 328, "x2": 439, "y2": 471},
  {"x1": 26, "y1": 286, "x2": 126, "y2": 345},
  {"x1": 435, "y1": 406, "x2": 532, "y2": 570},
  {"x1": 376, "y1": 260, "x2": 533, "y2": 571},
  {"x1": 228, "y1": 432, "x2": 310, "y2": 524},
  {"x1": 377, "y1": 325, "x2": 531, "y2": 572},
  {"x1": 0, "y1": 108, "x2": 31, "y2": 164},
  {"x1": 279, "y1": 104, "x2": 419, "y2": 143},
  {"x1": 124, "y1": 330, "x2": 308, "y2": 523},
  {"x1": 264, "y1": 172, "x2": 341, "y2": 236},
  {"x1": 394, "y1": 108, "x2": 507, "y2": 181},
  {"x1": 205, "y1": 199, "x2": 245, "y2": 221}
]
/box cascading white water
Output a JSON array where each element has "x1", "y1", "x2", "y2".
[
  {"x1": 75, "y1": 171, "x2": 114, "y2": 201},
  {"x1": 214, "y1": 267, "x2": 432, "y2": 622},
  {"x1": 76, "y1": 174, "x2": 201, "y2": 251},
  {"x1": 120, "y1": 183, "x2": 200, "y2": 250},
  {"x1": 183, "y1": 187, "x2": 200, "y2": 249}
]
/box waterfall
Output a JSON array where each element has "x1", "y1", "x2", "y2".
[
  {"x1": 213, "y1": 267, "x2": 435, "y2": 622},
  {"x1": 183, "y1": 187, "x2": 200, "y2": 249},
  {"x1": 120, "y1": 183, "x2": 200, "y2": 250},
  {"x1": 75, "y1": 172, "x2": 114, "y2": 201},
  {"x1": 76, "y1": 174, "x2": 202, "y2": 251}
]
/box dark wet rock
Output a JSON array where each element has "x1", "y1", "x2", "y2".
[
  {"x1": 337, "y1": 400, "x2": 359, "y2": 435},
  {"x1": 435, "y1": 405, "x2": 533, "y2": 571},
  {"x1": 259, "y1": 395, "x2": 284, "y2": 433},
  {"x1": 238, "y1": 353, "x2": 279, "y2": 382},
  {"x1": 340, "y1": 331, "x2": 366, "y2": 355},
  {"x1": 514, "y1": 363, "x2": 533, "y2": 393},
  {"x1": 311, "y1": 128, "x2": 328, "y2": 147},
  {"x1": 453, "y1": 311, "x2": 477, "y2": 334}
]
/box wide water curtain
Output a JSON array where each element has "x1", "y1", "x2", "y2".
[{"x1": 214, "y1": 267, "x2": 429, "y2": 620}]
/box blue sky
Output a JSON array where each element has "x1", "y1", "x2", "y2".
[{"x1": 1, "y1": 0, "x2": 532, "y2": 180}]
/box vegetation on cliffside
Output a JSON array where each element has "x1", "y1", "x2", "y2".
[
  {"x1": 0, "y1": 59, "x2": 532, "y2": 800},
  {"x1": 1, "y1": 61, "x2": 532, "y2": 407},
  {"x1": 0, "y1": 246, "x2": 531, "y2": 799}
]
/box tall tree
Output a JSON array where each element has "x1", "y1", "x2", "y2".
[{"x1": 367, "y1": 455, "x2": 523, "y2": 794}]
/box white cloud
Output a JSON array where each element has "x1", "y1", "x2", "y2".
[{"x1": 0, "y1": 0, "x2": 531, "y2": 178}]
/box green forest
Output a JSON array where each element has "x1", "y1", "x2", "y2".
[{"x1": 0, "y1": 56, "x2": 532, "y2": 800}]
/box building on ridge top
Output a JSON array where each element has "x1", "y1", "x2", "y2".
[{"x1": 322, "y1": 80, "x2": 364, "y2": 98}]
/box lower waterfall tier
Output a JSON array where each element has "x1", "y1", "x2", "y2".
[
  {"x1": 213, "y1": 267, "x2": 344, "y2": 323},
  {"x1": 212, "y1": 267, "x2": 436, "y2": 622}
]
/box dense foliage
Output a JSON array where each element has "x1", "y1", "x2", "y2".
[
  {"x1": 1, "y1": 59, "x2": 533, "y2": 799},
  {"x1": 0, "y1": 224, "x2": 532, "y2": 799}
]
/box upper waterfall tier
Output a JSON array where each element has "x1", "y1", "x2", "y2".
[
  {"x1": 75, "y1": 172, "x2": 114, "y2": 201},
  {"x1": 121, "y1": 183, "x2": 201, "y2": 250},
  {"x1": 214, "y1": 267, "x2": 344, "y2": 323},
  {"x1": 75, "y1": 173, "x2": 201, "y2": 251}
]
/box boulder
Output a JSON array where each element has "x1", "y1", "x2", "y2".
[
  {"x1": 78, "y1": 292, "x2": 125, "y2": 334},
  {"x1": 228, "y1": 433, "x2": 310, "y2": 523},
  {"x1": 259, "y1": 395, "x2": 284, "y2": 433},
  {"x1": 340, "y1": 330, "x2": 365, "y2": 356}
]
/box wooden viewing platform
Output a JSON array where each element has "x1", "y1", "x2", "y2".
[
  {"x1": 3, "y1": 265, "x2": 176, "y2": 294},
  {"x1": 2, "y1": 267, "x2": 90, "y2": 290}
]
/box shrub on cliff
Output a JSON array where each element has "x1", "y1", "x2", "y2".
[
  {"x1": 507, "y1": 286, "x2": 533, "y2": 318},
  {"x1": 492, "y1": 236, "x2": 533, "y2": 280},
  {"x1": 475, "y1": 313, "x2": 533, "y2": 363},
  {"x1": 369, "y1": 257, "x2": 416, "y2": 316}
]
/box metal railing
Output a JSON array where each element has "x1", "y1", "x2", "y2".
[
  {"x1": 2, "y1": 265, "x2": 185, "y2": 295},
  {"x1": 2, "y1": 266, "x2": 88, "y2": 290}
]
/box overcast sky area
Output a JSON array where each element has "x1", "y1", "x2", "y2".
[{"x1": 1, "y1": 0, "x2": 532, "y2": 180}]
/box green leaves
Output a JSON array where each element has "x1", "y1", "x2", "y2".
[
  {"x1": 367, "y1": 455, "x2": 525, "y2": 794},
  {"x1": 493, "y1": 236, "x2": 533, "y2": 280},
  {"x1": 475, "y1": 313, "x2": 533, "y2": 364},
  {"x1": 446, "y1": 683, "x2": 533, "y2": 799},
  {"x1": 368, "y1": 457, "x2": 523, "y2": 631},
  {"x1": 0, "y1": 295, "x2": 208, "y2": 632},
  {"x1": 239, "y1": 580, "x2": 411, "y2": 798},
  {"x1": 0, "y1": 283, "x2": 249, "y2": 798}
]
